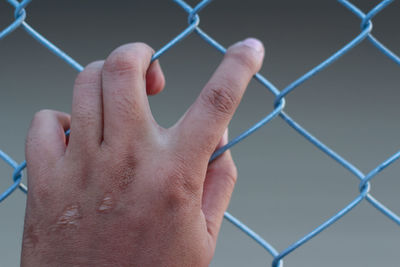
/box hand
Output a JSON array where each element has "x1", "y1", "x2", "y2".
[{"x1": 21, "y1": 38, "x2": 264, "y2": 266}]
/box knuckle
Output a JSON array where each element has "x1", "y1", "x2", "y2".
[
  {"x1": 104, "y1": 46, "x2": 140, "y2": 75},
  {"x1": 103, "y1": 43, "x2": 153, "y2": 76},
  {"x1": 161, "y1": 155, "x2": 199, "y2": 208},
  {"x1": 113, "y1": 166, "x2": 137, "y2": 191},
  {"x1": 34, "y1": 109, "x2": 52, "y2": 118},
  {"x1": 164, "y1": 182, "x2": 192, "y2": 210},
  {"x1": 227, "y1": 45, "x2": 259, "y2": 73},
  {"x1": 109, "y1": 154, "x2": 138, "y2": 191},
  {"x1": 101, "y1": 146, "x2": 138, "y2": 176},
  {"x1": 202, "y1": 85, "x2": 237, "y2": 117},
  {"x1": 31, "y1": 109, "x2": 53, "y2": 127}
]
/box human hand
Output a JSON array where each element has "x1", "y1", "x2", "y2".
[{"x1": 21, "y1": 38, "x2": 264, "y2": 266}]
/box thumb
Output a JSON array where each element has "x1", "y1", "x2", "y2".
[{"x1": 202, "y1": 128, "x2": 238, "y2": 241}]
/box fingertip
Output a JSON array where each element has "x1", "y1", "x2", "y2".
[
  {"x1": 240, "y1": 38, "x2": 264, "y2": 54},
  {"x1": 102, "y1": 42, "x2": 155, "y2": 79},
  {"x1": 146, "y1": 60, "x2": 165, "y2": 96},
  {"x1": 227, "y1": 37, "x2": 265, "y2": 74}
]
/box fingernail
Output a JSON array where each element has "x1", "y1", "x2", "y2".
[{"x1": 241, "y1": 38, "x2": 263, "y2": 53}]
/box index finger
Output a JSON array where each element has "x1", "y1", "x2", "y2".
[{"x1": 174, "y1": 38, "x2": 264, "y2": 164}]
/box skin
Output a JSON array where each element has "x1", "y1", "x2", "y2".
[{"x1": 21, "y1": 38, "x2": 264, "y2": 267}]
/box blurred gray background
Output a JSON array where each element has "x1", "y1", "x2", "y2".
[{"x1": 1, "y1": 0, "x2": 400, "y2": 266}]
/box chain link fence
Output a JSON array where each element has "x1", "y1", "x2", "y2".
[{"x1": 1, "y1": 0, "x2": 399, "y2": 266}]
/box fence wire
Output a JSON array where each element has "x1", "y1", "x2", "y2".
[{"x1": 1, "y1": 0, "x2": 400, "y2": 266}]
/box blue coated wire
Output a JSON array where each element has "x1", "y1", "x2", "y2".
[
  {"x1": 274, "y1": 21, "x2": 372, "y2": 107},
  {"x1": 0, "y1": 0, "x2": 26, "y2": 39}
]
